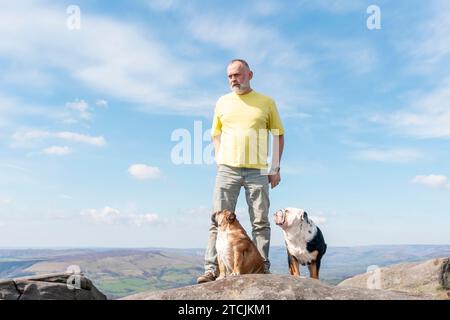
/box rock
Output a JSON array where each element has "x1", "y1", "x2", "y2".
[
  {"x1": 338, "y1": 257, "x2": 450, "y2": 300},
  {"x1": 0, "y1": 273, "x2": 107, "y2": 300},
  {"x1": 120, "y1": 274, "x2": 428, "y2": 300},
  {"x1": 0, "y1": 280, "x2": 21, "y2": 300}
]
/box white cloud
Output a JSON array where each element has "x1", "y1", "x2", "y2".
[
  {"x1": 183, "y1": 11, "x2": 318, "y2": 114},
  {"x1": 0, "y1": 93, "x2": 20, "y2": 128},
  {"x1": 187, "y1": 15, "x2": 311, "y2": 71},
  {"x1": 411, "y1": 175, "x2": 450, "y2": 189},
  {"x1": 297, "y1": 0, "x2": 365, "y2": 14},
  {"x1": 313, "y1": 38, "x2": 378, "y2": 75},
  {"x1": 66, "y1": 99, "x2": 91, "y2": 120},
  {"x1": 0, "y1": 93, "x2": 46, "y2": 118},
  {"x1": 128, "y1": 213, "x2": 160, "y2": 227},
  {"x1": 0, "y1": 67, "x2": 53, "y2": 89},
  {"x1": 0, "y1": 221, "x2": 4, "y2": 227},
  {"x1": 354, "y1": 148, "x2": 422, "y2": 163},
  {"x1": 310, "y1": 216, "x2": 328, "y2": 225},
  {"x1": 81, "y1": 206, "x2": 120, "y2": 225},
  {"x1": 0, "y1": 1, "x2": 215, "y2": 115},
  {"x1": 376, "y1": 2, "x2": 450, "y2": 141},
  {"x1": 81, "y1": 206, "x2": 160, "y2": 226},
  {"x1": 162, "y1": 205, "x2": 214, "y2": 227},
  {"x1": 0, "y1": 197, "x2": 13, "y2": 205},
  {"x1": 42, "y1": 146, "x2": 72, "y2": 156},
  {"x1": 389, "y1": 76, "x2": 450, "y2": 139},
  {"x1": 55, "y1": 132, "x2": 105, "y2": 146},
  {"x1": 96, "y1": 99, "x2": 108, "y2": 108},
  {"x1": 283, "y1": 112, "x2": 312, "y2": 119},
  {"x1": 11, "y1": 129, "x2": 106, "y2": 147},
  {"x1": 0, "y1": 163, "x2": 28, "y2": 172},
  {"x1": 253, "y1": 1, "x2": 281, "y2": 16},
  {"x1": 128, "y1": 164, "x2": 162, "y2": 180},
  {"x1": 0, "y1": 91, "x2": 77, "y2": 129},
  {"x1": 148, "y1": 0, "x2": 174, "y2": 11},
  {"x1": 405, "y1": 0, "x2": 450, "y2": 71}
]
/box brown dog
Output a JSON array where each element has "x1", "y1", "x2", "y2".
[
  {"x1": 274, "y1": 207, "x2": 327, "y2": 279},
  {"x1": 214, "y1": 209, "x2": 265, "y2": 278}
]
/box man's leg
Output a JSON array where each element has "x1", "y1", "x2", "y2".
[
  {"x1": 198, "y1": 165, "x2": 242, "y2": 283},
  {"x1": 243, "y1": 169, "x2": 271, "y2": 272}
]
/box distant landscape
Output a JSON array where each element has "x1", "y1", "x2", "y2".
[{"x1": 1, "y1": 245, "x2": 449, "y2": 299}]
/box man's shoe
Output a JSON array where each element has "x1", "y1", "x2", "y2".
[{"x1": 197, "y1": 271, "x2": 216, "y2": 284}]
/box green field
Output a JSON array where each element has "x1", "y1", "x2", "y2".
[{"x1": 93, "y1": 267, "x2": 201, "y2": 299}]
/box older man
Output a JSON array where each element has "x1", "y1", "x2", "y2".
[{"x1": 197, "y1": 59, "x2": 285, "y2": 283}]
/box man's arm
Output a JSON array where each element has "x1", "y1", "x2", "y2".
[
  {"x1": 271, "y1": 134, "x2": 284, "y2": 169},
  {"x1": 269, "y1": 134, "x2": 284, "y2": 189},
  {"x1": 213, "y1": 135, "x2": 221, "y2": 162}
]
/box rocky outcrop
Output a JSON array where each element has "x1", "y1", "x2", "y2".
[
  {"x1": 3, "y1": 258, "x2": 447, "y2": 300},
  {"x1": 0, "y1": 273, "x2": 107, "y2": 300},
  {"x1": 121, "y1": 274, "x2": 429, "y2": 300},
  {"x1": 338, "y1": 257, "x2": 449, "y2": 300}
]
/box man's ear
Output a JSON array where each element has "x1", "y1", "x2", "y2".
[
  {"x1": 227, "y1": 212, "x2": 236, "y2": 222},
  {"x1": 248, "y1": 70, "x2": 253, "y2": 81}
]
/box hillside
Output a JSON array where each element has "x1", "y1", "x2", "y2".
[{"x1": 22, "y1": 249, "x2": 204, "y2": 299}]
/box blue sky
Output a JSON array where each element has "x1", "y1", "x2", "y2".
[{"x1": 0, "y1": 0, "x2": 449, "y2": 248}]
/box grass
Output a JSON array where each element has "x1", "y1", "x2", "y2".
[
  {"x1": 96, "y1": 277, "x2": 156, "y2": 297},
  {"x1": 96, "y1": 274, "x2": 197, "y2": 299},
  {"x1": 93, "y1": 265, "x2": 202, "y2": 299}
]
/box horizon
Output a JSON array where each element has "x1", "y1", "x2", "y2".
[
  {"x1": 1, "y1": 243, "x2": 449, "y2": 251},
  {"x1": 1, "y1": 0, "x2": 450, "y2": 248}
]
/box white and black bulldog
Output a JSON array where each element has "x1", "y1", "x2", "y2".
[{"x1": 274, "y1": 207, "x2": 327, "y2": 279}]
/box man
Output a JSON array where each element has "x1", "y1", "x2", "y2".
[{"x1": 197, "y1": 59, "x2": 285, "y2": 283}]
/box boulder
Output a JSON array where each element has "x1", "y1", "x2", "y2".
[
  {"x1": 0, "y1": 280, "x2": 21, "y2": 300},
  {"x1": 0, "y1": 273, "x2": 107, "y2": 300},
  {"x1": 121, "y1": 274, "x2": 428, "y2": 300},
  {"x1": 338, "y1": 257, "x2": 449, "y2": 300}
]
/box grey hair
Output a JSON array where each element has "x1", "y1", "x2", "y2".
[{"x1": 228, "y1": 59, "x2": 250, "y2": 69}]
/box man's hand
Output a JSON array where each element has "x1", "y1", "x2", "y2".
[{"x1": 268, "y1": 171, "x2": 281, "y2": 189}]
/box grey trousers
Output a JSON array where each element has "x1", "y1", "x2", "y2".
[{"x1": 204, "y1": 164, "x2": 270, "y2": 274}]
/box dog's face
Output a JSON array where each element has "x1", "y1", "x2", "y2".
[
  {"x1": 214, "y1": 209, "x2": 236, "y2": 230},
  {"x1": 274, "y1": 207, "x2": 309, "y2": 230}
]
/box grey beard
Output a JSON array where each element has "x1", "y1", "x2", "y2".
[{"x1": 231, "y1": 83, "x2": 250, "y2": 94}]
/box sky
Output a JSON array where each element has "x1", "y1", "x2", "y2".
[{"x1": 0, "y1": 0, "x2": 449, "y2": 248}]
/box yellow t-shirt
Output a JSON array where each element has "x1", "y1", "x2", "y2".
[{"x1": 211, "y1": 90, "x2": 284, "y2": 169}]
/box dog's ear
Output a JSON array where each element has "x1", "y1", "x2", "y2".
[
  {"x1": 302, "y1": 211, "x2": 309, "y2": 224},
  {"x1": 227, "y1": 212, "x2": 236, "y2": 222}
]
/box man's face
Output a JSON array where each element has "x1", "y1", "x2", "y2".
[{"x1": 227, "y1": 62, "x2": 253, "y2": 94}]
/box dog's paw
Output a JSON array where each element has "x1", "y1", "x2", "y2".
[
  {"x1": 216, "y1": 275, "x2": 225, "y2": 280},
  {"x1": 230, "y1": 272, "x2": 240, "y2": 276}
]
